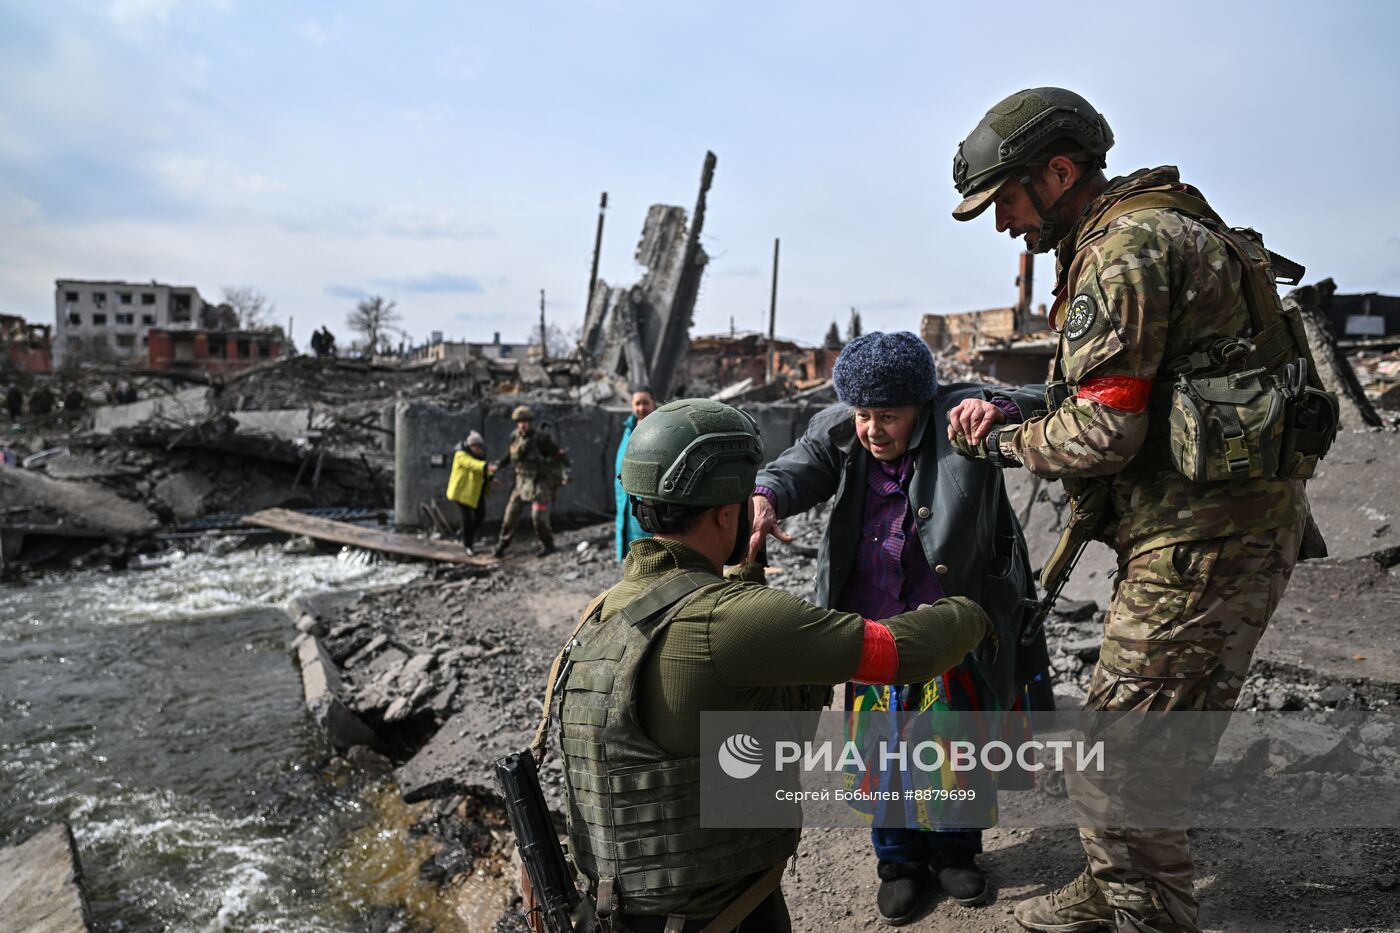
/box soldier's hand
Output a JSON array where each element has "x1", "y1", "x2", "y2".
[
  {"x1": 949, "y1": 432, "x2": 984, "y2": 461},
  {"x1": 946, "y1": 399, "x2": 1006, "y2": 446},
  {"x1": 746, "y1": 494, "x2": 792, "y2": 564}
]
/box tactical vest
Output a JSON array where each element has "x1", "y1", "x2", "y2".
[
  {"x1": 1058, "y1": 184, "x2": 1338, "y2": 483},
  {"x1": 554, "y1": 569, "x2": 799, "y2": 919}
]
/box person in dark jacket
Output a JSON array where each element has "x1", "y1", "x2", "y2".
[{"x1": 747, "y1": 330, "x2": 1052, "y2": 925}]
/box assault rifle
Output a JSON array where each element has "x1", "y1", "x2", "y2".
[
  {"x1": 1020, "y1": 483, "x2": 1110, "y2": 647},
  {"x1": 496, "y1": 751, "x2": 580, "y2": 933}
]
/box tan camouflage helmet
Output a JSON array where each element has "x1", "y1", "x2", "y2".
[{"x1": 510, "y1": 405, "x2": 534, "y2": 422}]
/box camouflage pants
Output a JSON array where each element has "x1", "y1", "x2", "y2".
[
  {"x1": 497, "y1": 486, "x2": 554, "y2": 551},
  {"x1": 1077, "y1": 521, "x2": 1302, "y2": 932}
]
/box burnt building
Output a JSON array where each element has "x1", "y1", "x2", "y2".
[
  {"x1": 147, "y1": 328, "x2": 284, "y2": 374},
  {"x1": 1, "y1": 314, "x2": 53, "y2": 373}
]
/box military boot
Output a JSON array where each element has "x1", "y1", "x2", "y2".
[{"x1": 1014, "y1": 868, "x2": 1113, "y2": 932}]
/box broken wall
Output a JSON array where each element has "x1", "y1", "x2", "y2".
[{"x1": 393, "y1": 398, "x2": 827, "y2": 532}]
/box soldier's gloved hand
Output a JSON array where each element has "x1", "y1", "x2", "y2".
[{"x1": 949, "y1": 432, "x2": 987, "y2": 461}]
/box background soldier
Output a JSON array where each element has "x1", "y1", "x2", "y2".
[
  {"x1": 947, "y1": 87, "x2": 1326, "y2": 932},
  {"x1": 493, "y1": 404, "x2": 569, "y2": 558},
  {"x1": 550, "y1": 398, "x2": 995, "y2": 931}
]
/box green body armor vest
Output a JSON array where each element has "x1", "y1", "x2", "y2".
[{"x1": 555, "y1": 569, "x2": 800, "y2": 919}]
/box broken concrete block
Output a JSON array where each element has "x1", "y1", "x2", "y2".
[
  {"x1": 401, "y1": 652, "x2": 436, "y2": 681},
  {"x1": 384, "y1": 696, "x2": 411, "y2": 723},
  {"x1": 297, "y1": 634, "x2": 382, "y2": 752},
  {"x1": 90, "y1": 386, "x2": 213, "y2": 434},
  {"x1": 344, "y1": 633, "x2": 388, "y2": 669},
  {"x1": 0, "y1": 823, "x2": 91, "y2": 933},
  {"x1": 153, "y1": 471, "x2": 215, "y2": 524},
  {"x1": 296, "y1": 614, "x2": 325, "y2": 637}
]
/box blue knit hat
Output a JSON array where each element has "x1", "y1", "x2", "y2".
[{"x1": 832, "y1": 331, "x2": 939, "y2": 408}]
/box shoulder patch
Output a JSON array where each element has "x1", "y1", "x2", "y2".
[{"x1": 1064, "y1": 294, "x2": 1096, "y2": 341}]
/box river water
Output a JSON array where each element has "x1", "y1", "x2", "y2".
[{"x1": 0, "y1": 543, "x2": 422, "y2": 931}]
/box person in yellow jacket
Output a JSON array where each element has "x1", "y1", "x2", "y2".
[{"x1": 445, "y1": 431, "x2": 491, "y2": 554}]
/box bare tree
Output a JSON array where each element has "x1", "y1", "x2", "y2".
[
  {"x1": 346, "y1": 295, "x2": 401, "y2": 355},
  {"x1": 528, "y1": 322, "x2": 580, "y2": 358},
  {"x1": 221, "y1": 286, "x2": 276, "y2": 329}
]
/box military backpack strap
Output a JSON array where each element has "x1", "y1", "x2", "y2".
[
  {"x1": 616, "y1": 570, "x2": 723, "y2": 632},
  {"x1": 531, "y1": 587, "x2": 612, "y2": 763},
  {"x1": 695, "y1": 862, "x2": 786, "y2": 933}
]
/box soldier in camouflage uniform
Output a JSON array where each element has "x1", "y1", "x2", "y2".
[
  {"x1": 493, "y1": 404, "x2": 570, "y2": 558},
  {"x1": 945, "y1": 88, "x2": 1315, "y2": 932}
]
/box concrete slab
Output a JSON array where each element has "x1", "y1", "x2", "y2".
[
  {"x1": 0, "y1": 822, "x2": 91, "y2": 932},
  {"x1": 0, "y1": 467, "x2": 160, "y2": 537},
  {"x1": 295, "y1": 632, "x2": 383, "y2": 752},
  {"x1": 230, "y1": 409, "x2": 333, "y2": 440},
  {"x1": 90, "y1": 387, "x2": 212, "y2": 434}
]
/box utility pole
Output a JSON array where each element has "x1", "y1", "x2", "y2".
[
  {"x1": 765, "y1": 237, "x2": 780, "y2": 384},
  {"x1": 539, "y1": 289, "x2": 548, "y2": 363},
  {"x1": 586, "y1": 192, "x2": 607, "y2": 315}
]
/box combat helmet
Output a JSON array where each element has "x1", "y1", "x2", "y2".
[
  {"x1": 952, "y1": 87, "x2": 1113, "y2": 249},
  {"x1": 510, "y1": 404, "x2": 534, "y2": 422},
  {"x1": 621, "y1": 399, "x2": 762, "y2": 536}
]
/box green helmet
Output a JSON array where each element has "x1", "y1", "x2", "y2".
[
  {"x1": 620, "y1": 399, "x2": 762, "y2": 507},
  {"x1": 951, "y1": 87, "x2": 1113, "y2": 227},
  {"x1": 511, "y1": 404, "x2": 534, "y2": 422}
]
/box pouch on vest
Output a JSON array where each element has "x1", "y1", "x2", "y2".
[
  {"x1": 1167, "y1": 367, "x2": 1287, "y2": 482},
  {"x1": 1276, "y1": 359, "x2": 1339, "y2": 480}
]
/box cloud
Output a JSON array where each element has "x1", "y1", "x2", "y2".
[
  {"x1": 276, "y1": 203, "x2": 493, "y2": 240},
  {"x1": 155, "y1": 155, "x2": 288, "y2": 197},
  {"x1": 107, "y1": 0, "x2": 230, "y2": 27},
  {"x1": 7, "y1": 196, "x2": 42, "y2": 225},
  {"x1": 371, "y1": 272, "x2": 486, "y2": 294},
  {"x1": 298, "y1": 17, "x2": 346, "y2": 47},
  {"x1": 324, "y1": 283, "x2": 369, "y2": 301}
]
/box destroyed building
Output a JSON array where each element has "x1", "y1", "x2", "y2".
[
  {"x1": 0, "y1": 313, "x2": 52, "y2": 373},
  {"x1": 681, "y1": 331, "x2": 837, "y2": 397},
  {"x1": 1316, "y1": 281, "x2": 1400, "y2": 341},
  {"x1": 54, "y1": 278, "x2": 208, "y2": 367},
  {"x1": 921, "y1": 252, "x2": 1054, "y2": 384},
  {"x1": 147, "y1": 327, "x2": 286, "y2": 375},
  {"x1": 579, "y1": 152, "x2": 716, "y2": 398}
]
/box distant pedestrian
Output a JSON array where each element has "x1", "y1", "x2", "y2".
[
  {"x1": 4, "y1": 384, "x2": 21, "y2": 421},
  {"x1": 446, "y1": 431, "x2": 491, "y2": 554},
  {"x1": 27, "y1": 385, "x2": 54, "y2": 417},
  {"x1": 615, "y1": 385, "x2": 657, "y2": 560},
  {"x1": 63, "y1": 387, "x2": 86, "y2": 412}
]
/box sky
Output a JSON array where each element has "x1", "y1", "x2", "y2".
[{"x1": 3, "y1": 1, "x2": 1400, "y2": 351}]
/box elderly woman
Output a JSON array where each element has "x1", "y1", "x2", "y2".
[{"x1": 748, "y1": 330, "x2": 1051, "y2": 925}]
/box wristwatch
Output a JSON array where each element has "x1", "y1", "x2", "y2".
[{"x1": 983, "y1": 425, "x2": 1021, "y2": 469}]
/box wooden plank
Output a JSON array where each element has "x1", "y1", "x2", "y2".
[{"x1": 242, "y1": 508, "x2": 495, "y2": 567}]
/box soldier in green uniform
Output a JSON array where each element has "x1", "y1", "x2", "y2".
[
  {"x1": 945, "y1": 88, "x2": 1332, "y2": 932},
  {"x1": 547, "y1": 399, "x2": 996, "y2": 932},
  {"x1": 493, "y1": 404, "x2": 569, "y2": 558}
]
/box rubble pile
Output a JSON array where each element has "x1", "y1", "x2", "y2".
[{"x1": 1352, "y1": 346, "x2": 1400, "y2": 414}]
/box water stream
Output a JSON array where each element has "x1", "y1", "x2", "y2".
[{"x1": 0, "y1": 543, "x2": 422, "y2": 931}]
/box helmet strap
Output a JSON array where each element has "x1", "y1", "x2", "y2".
[{"x1": 1017, "y1": 163, "x2": 1100, "y2": 255}]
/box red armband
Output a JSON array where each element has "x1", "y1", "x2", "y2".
[
  {"x1": 1076, "y1": 375, "x2": 1153, "y2": 414},
  {"x1": 853, "y1": 620, "x2": 898, "y2": 684}
]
